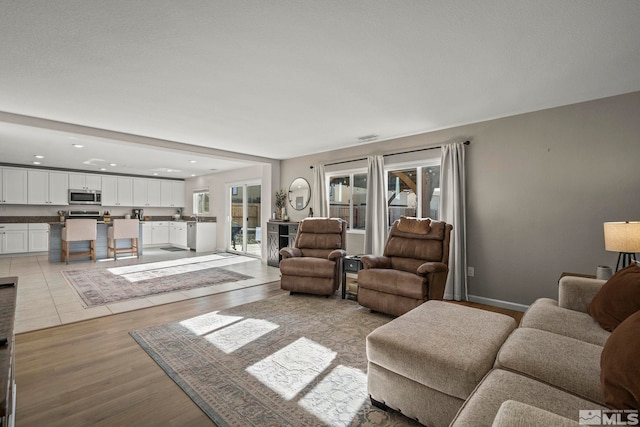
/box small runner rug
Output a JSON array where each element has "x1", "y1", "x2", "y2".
[
  {"x1": 130, "y1": 293, "x2": 418, "y2": 427},
  {"x1": 62, "y1": 254, "x2": 255, "y2": 307}
]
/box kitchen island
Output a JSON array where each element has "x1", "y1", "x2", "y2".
[{"x1": 48, "y1": 222, "x2": 143, "y2": 263}]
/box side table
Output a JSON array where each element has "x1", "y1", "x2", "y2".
[{"x1": 342, "y1": 256, "x2": 363, "y2": 299}]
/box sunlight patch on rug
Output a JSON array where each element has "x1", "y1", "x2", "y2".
[
  {"x1": 246, "y1": 337, "x2": 336, "y2": 400},
  {"x1": 107, "y1": 253, "x2": 255, "y2": 281},
  {"x1": 299, "y1": 364, "x2": 368, "y2": 427},
  {"x1": 207, "y1": 318, "x2": 279, "y2": 354},
  {"x1": 179, "y1": 311, "x2": 243, "y2": 336}
]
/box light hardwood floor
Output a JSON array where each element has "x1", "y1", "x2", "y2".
[
  {"x1": 16, "y1": 281, "x2": 286, "y2": 427},
  {"x1": 16, "y1": 285, "x2": 523, "y2": 426}
]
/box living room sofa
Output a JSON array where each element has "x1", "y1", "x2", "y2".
[
  {"x1": 450, "y1": 275, "x2": 612, "y2": 426},
  {"x1": 367, "y1": 267, "x2": 640, "y2": 427}
]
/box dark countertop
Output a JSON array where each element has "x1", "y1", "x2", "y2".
[
  {"x1": 0, "y1": 216, "x2": 59, "y2": 224},
  {"x1": 0, "y1": 216, "x2": 217, "y2": 224}
]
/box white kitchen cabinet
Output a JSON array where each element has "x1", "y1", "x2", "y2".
[
  {"x1": 0, "y1": 167, "x2": 28, "y2": 204},
  {"x1": 133, "y1": 178, "x2": 162, "y2": 207},
  {"x1": 27, "y1": 170, "x2": 69, "y2": 205},
  {"x1": 102, "y1": 176, "x2": 133, "y2": 206},
  {"x1": 0, "y1": 224, "x2": 28, "y2": 254},
  {"x1": 28, "y1": 223, "x2": 50, "y2": 252},
  {"x1": 142, "y1": 222, "x2": 153, "y2": 246},
  {"x1": 150, "y1": 221, "x2": 169, "y2": 245},
  {"x1": 160, "y1": 180, "x2": 185, "y2": 208},
  {"x1": 169, "y1": 221, "x2": 188, "y2": 248},
  {"x1": 147, "y1": 180, "x2": 162, "y2": 206},
  {"x1": 69, "y1": 173, "x2": 101, "y2": 190}
]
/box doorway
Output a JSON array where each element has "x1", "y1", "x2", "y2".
[{"x1": 229, "y1": 182, "x2": 262, "y2": 257}]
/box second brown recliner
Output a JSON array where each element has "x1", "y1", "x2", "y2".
[
  {"x1": 358, "y1": 216, "x2": 453, "y2": 316},
  {"x1": 279, "y1": 217, "x2": 346, "y2": 296}
]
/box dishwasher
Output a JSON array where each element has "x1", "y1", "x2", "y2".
[{"x1": 187, "y1": 222, "x2": 197, "y2": 250}]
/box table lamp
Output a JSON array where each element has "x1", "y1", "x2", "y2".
[{"x1": 604, "y1": 221, "x2": 640, "y2": 271}]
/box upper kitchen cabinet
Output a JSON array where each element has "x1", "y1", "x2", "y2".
[
  {"x1": 0, "y1": 167, "x2": 28, "y2": 204},
  {"x1": 101, "y1": 176, "x2": 133, "y2": 206},
  {"x1": 27, "y1": 170, "x2": 69, "y2": 205},
  {"x1": 69, "y1": 173, "x2": 101, "y2": 190},
  {"x1": 160, "y1": 180, "x2": 185, "y2": 208},
  {"x1": 133, "y1": 178, "x2": 162, "y2": 207}
]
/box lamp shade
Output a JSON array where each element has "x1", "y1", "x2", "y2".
[{"x1": 604, "y1": 221, "x2": 640, "y2": 252}]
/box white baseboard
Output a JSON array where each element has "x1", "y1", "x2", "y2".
[{"x1": 467, "y1": 294, "x2": 529, "y2": 312}]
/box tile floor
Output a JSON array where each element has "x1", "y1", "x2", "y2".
[{"x1": 0, "y1": 249, "x2": 281, "y2": 334}]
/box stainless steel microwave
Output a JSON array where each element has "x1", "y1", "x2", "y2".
[{"x1": 69, "y1": 189, "x2": 102, "y2": 205}]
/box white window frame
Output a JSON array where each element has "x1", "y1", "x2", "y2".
[
  {"x1": 385, "y1": 158, "x2": 441, "y2": 220},
  {"x1": 326, "y1": 167, "x2": 367, "y2": 233},
  {"x1": 192, "y1": 189, "x2": 210, "y2": 215},
  {"x1": 324, "y1": 157, "x2": 441, "y2": 231}
]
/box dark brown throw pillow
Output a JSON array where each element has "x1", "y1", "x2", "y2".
[
  {"x1": 588, "y1": 263, "x2": 640, "y2": 331},
  {"x1": 601, "y1": 310, "x2": 640, "y2": 409}
]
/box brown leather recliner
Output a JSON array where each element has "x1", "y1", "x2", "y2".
[
  {"x1": 357, "y1": 216, "x2": 453, "y2": 316},
  {"x1": 279, "y1": 218, "x2": 347, "y2": 296}
]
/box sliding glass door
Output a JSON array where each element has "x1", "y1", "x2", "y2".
[{"x1": 229, "y1": 182, "x2": 262, "y2": 257}]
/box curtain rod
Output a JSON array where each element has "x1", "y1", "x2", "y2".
[{"x1": 310, "y1": 140, "x2": 470, "y2": 169}]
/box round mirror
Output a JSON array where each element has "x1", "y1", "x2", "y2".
[{"x1": 288, "y1": 177, "x2": 311, "y2": 211}]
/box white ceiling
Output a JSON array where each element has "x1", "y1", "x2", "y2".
[{"x1": 1, "y1": 1, "x2": 639, "y2": 178}]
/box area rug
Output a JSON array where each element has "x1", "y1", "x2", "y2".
[
  {"x1": 160, "y1": 246, "x2": 188, "y2": 252},
  {"x1": 62, "y1": 254, "x2": 255, "y2": 307},
  {"x1": 130, "y1": 294, "x2": 419, "y2": 427}
]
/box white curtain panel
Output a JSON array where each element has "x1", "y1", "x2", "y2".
[
  {"x1": 440, "y1": 142, "x2": 468, "y2": 301},
  {"x1": 364, "y1": 155, "x2": 388, "y2": 255},
  {"x1": 311, "y1": 164, "x2": 329, "y2": 217}
]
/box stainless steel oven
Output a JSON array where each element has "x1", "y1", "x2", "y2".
[{"x1": 68, "y1": 189, "x2": 102, "y2": 205}]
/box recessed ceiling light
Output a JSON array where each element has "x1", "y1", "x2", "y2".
[
  {"x1": 152, "y1": 173, "x2": 159, "y2": 176},
  {"x1": 167, "y1": 169, "x2": 173, "y2": 172},
  {"x1": 110, "y1": 163, "x2": 117, "y2": 167},
  {"x1": 99, "y1": 168, "x2": 106, "y2": 171},
  {"x1": 191, "y1": 174, "x2": 196, "y2": 177},
  {"x1": 34, "y1": 155, "x2": 44, "y2": 159},
  {"x1": 73, "y1": 144, "x2": 84, "y2": 148},
  {"x1": 32, "y1": 161, "x2": 41, "y2": 165},
  {"x1": 189, "y1": 160, "x2": 196, "y2": 163}
]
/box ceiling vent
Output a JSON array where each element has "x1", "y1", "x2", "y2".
[{"x1": 357, "y1": 134, "x2": 379, "y2": 143}]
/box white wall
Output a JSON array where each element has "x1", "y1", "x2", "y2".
[
  {"x1": 185, "y1": 162, "x2": 278, "y2": 257},
  {"x1": 280, "y1": 91, "x2": 640, "y2": 306}
]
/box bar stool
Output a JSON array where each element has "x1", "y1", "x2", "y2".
[
  {"x1": 61, "y1": 219, "x2": 97, "y2": 264},
  {"x1": 107, "y1": 219, "x2": 140, "y2": 260}
]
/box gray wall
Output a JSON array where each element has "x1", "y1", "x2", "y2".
[{"x1": 280, "y1": 91, "x2": 640, "y2": 307}]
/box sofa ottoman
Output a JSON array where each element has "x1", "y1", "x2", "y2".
[{"x1": 365, "y1": 301, "x2": 517, "y2": 427}]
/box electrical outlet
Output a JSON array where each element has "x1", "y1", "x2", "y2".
[{"x1": 467, "y1": 266, "x2": 475, "y2": 277}]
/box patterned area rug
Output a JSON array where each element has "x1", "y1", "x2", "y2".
[
  {"x1": 131, "y1": 294, "x2": 419, "y2": 427},
  {"x1": 62, "y1": 254, "x2": 254, "y2": 307}
]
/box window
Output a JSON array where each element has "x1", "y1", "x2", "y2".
[
  {"x1": 328, "y1": 172, "x2": 367, "y2": 230},
  {"x1": 387, "y1": 164, "x2": 440, "y2": 225},
  {"x1": 327, "y1": 161, "x2": 440, "y2": 230},
  {"x1": 193, "y1": 190, "x2": 210, "y2": 215}
]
